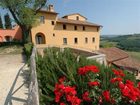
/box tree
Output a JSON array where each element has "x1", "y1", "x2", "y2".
[
  {"x1": 0, "y1": 15, "x2": 3, "y2": 28},
  {"x1": 4, "y1": 13, "x2": 12, "y2": 29},
  {"x1": 0, "y1": 0, "x2": 48, "y2": 44}
]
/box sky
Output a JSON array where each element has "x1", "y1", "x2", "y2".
[{"x1": 0, "y1": 0, "x2": 140, "y2": 35}]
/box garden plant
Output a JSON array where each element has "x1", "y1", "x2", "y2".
[{"x1": 36, "y1": 48, "x2": 140, "y2": 105}]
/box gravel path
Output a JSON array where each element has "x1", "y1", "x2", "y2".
[{"x1": 0, "y1": 54, "x2": 29, "y2": 105}]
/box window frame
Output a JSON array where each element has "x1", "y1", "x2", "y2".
[
  {"x1": 85, "y1": 37, "x2": 88, "y2": 44},
  {"x1": 76, "y1": 16, "x2": 79, "y2": 20},
  {"x1": 74, "y1": 37, "x2": 78, "y2": 44},
  {"x1": 74, "y1": 25, "x2": 77, "y2": 30},
  {"x1": 83, "y1": 26, "x2": 85, "y2": 31},
  {"x1": 63, "y1": 24, "x2": 67, "y2": 30},
  {"x1": 63, "y1": 38, "x2": 67, "y2": 45},
  {"x1": 92, "y1": 37, "x2": 95, "y2": 43},
  {"x1": 40, "y1": 16, "x2": 45, "y2": 24},
  {"x1": 51, "y1": 21, "x2": 55, "y2": 25}
]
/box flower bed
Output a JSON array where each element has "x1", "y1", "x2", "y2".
[{"x1": 36, "y1": 48, "x2": 139, "y2": 105}]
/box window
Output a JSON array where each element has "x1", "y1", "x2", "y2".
[
  {"x1": 52, "y1": 21, "x2": 55, "y2": 25},
  {"x1": 40, "y1": 16, "x2": 45, "y2": 24},
  {"x1": 63, "y1": 24, "x2": 66, "y2": 30},
  {"x1": 76, "y1": 16, "x2": 79, "y2": 20},
  {"x1": 85, "y1": 37, "x2": 88, "y2": 43},
  {"x1": 74, "y1": 26, "x2": 77, "y2": 30},
  {"x1": 83, "y1": 26, "x2": 85, "y2": 31},
  {"x1": 63, "y1": 38, "x2": 67, "y2": 45},
  {"x1": 35, "y1": 33, "x2": 45, "y2": 44},
  {"x1": 92, "y1": 37, "x2": 95, "y2": 43},
  {"x1": 53, "y1": 33, "x2": 55, "y2": 37},
  {"x1": 5, "y1": 36, "x2": 12, "y2": 42},
  {"x1": 74, "y1": 38, "x2": 78, "y2": 44},
  {"x1": 97, "y1": 27, "x2": 99, "y2": 32}
]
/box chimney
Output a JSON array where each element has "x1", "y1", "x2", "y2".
[{"x1": 47, "y1": 5, "x2": 55, "y2": 12}]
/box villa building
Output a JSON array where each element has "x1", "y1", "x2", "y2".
[
  {"x1": 0, "y1": 25, "x2": 22, "y2": 42},
  {"x1": 31, "y1": 5, "x2": 102, "y2": 51}
]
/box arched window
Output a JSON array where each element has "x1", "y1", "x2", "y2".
[{"x1": 35, "y1": 33, "x2": 46, "y2": 44}]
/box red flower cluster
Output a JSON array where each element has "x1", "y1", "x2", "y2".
[
  {"x1": 52, "y1": 66, "x2": 140, "y2": 105},
  {"x1": 78, "y1": 65, "x2": 99, "y2": 75},
  {"x1": 119, "y1": 80, "x2": 140, "y2": 102},
  {"x1": 102, "y1": 90, "x2": 111, "y2": 102},
  {"x1": 82, "y1": 91, "x2": 91, "y2": 101},
  {"x1": 60, "y1": 102, "x2": 66, "y2": 105},
  {"x1": 88, "y1": 81, "x2": 100, "y2": 87},
  {"x1": 110, "y1": 77, "x2": 122, "y2": 83},
  {"x1": 54, "y1": 79, "x2": 81, "y2": 105},
  {"x1": 59, "y1": 76, "x2": 66, "y2": 84},
  {"x1": 112, "y1": 69, "x2": 125, "y2": 77}
]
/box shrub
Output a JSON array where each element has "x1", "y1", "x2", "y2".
[
  {"x1": 36, "y1": 48, "x2": 139, "y2": 105},
  {"x1": 24, "y1": 43, "x2": 33, "y2": 60}
]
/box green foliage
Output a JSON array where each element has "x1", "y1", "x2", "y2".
[
  {"x1": 24, "y1": 43, "x2": 33, "y2": 59},
  {"x1": 0, "y1": 42, "x2": 22, "y2": 47},
  {"x1": 0, "y1": 15, "x2": 3, "y2": 28},
  {"x1": 4, "y1": 13, "x2": 12, "y2": 29},
  {"x1": 100, "y1": 40, "x2": 117, "y2": 48},
  {"x1": 101, "y1": 34, "x2": 140, "y2": 51},
  {"x1": 36, "y1": 48, "x2": 136, "y2": 105}
]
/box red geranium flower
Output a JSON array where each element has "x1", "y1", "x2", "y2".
[
  {"x1": 112, "y1": 69, "x2": 125, "y2": 77},
  {"x1": 126, "y1": 80, "x2": 134, "y2": 86},
  {"x1": 82, "y1": 91, "x2": 91, "y2": 101},
  {"x1": 64, "y1": 86, "x2": 77, "y2": 96},
  {"x1": 59, "y1": 76, "x2": 66, "y2": 84},
  {"x1": 60, "y1": 102, "x2": 66, "y2": 105},
  {"x1": 118, "y1": 82, "x2": 125, "y2": 89},
  {"x1": 88, "y1": 81, "x2": 100, "y2": 87},
  {"x1": 110, "y1": 77, "x2": 122, "y2": 83},
  {"x1": 102, "y1": 90, "x2": 111, "y2": 102},
  {"x1": 78, "y1": 65, "x2": 99, "y2": 75}
]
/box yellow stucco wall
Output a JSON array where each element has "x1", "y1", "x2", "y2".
[
  {"x1": 64, "y1": 14, "x2": 86, "y2": 21},
  {"x1": 31, "y1": 12, "x2": 100, "y2": 51}
]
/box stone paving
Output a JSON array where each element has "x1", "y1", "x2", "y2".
[{"x1": 0, "y1": 54, "x2": 29, "y2": 105}]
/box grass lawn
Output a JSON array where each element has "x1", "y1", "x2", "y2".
[
  {"x1": 0, "y1": 45, "x2": 23, "y2": 54},
  {"x1": 127, "y1": 51, "x2": 140, "y2": 62}
]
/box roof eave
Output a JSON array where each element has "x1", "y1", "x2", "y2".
[{"x1": 57, "y1": 21, "x2": 102, "y2": 27}]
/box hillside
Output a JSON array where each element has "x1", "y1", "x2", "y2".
[
  {"x1": 100, "y1": 34, "x2": 140, "y2": 61},
  {"x1": 101, "y1": 34, "x2": 140, "y2": 51}
]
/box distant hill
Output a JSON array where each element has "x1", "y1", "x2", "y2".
[{"x1": 100, "y1": 34, "x2": 140, "y2": 51}]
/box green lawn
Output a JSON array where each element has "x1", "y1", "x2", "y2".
[{"x1": 127, "y1": 51, "x2": 140, "y2": 61}]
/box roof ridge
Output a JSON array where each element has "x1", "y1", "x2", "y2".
[{"x1": 62, "y1": 13, "x2": 87, "y2": 20}]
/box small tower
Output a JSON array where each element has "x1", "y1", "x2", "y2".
[{"x1": 47, "y1": 5, "x2": 55, "y2": 12}]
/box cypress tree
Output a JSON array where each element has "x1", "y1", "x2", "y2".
[
  {"x1": 0, "y1": 15, "x2": 3, "y2": 29},
  {"x1": 4, "y1": 13, "x2": 12, "y2": 29}
]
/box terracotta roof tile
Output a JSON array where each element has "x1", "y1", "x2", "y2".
[
  {"x1": 57, "y1": 18, "x2": 102, "y2": 27},
  {"x1": 99, "y1": 47, "x2": 129, "y2": 62},
  {"x1": 113, "y1": 57, "x2": 140, "y2": 71}
]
